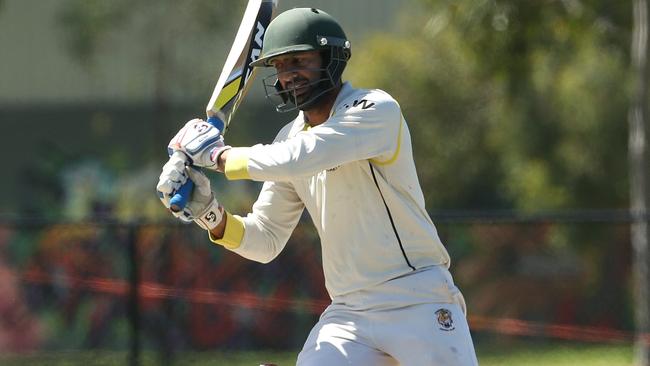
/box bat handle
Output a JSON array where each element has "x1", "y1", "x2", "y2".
[
  {"x1": 168, "y1": 116, "x2": 225, "y2": 213},
  {"x1": 206, "y1": 115, "x2": 225, "y2": 132}
]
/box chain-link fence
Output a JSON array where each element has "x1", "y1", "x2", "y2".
[{"x1": 0, "y1": 211, "x2": 637, "y2": 363}]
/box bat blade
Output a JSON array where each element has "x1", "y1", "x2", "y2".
[
  {"x1": 205, "y1": 0, "x2": 276, "y2": 132},
  {"x1": 169, "y1": 0, "x2": 278, "y2": 212}
]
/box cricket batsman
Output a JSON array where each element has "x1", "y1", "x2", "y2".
[{"x1": 157, "y1": 7, "x2": 479, "y2": 365}]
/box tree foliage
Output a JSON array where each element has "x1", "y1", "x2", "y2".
[
  {"x1": 348, "y1": 0, "x2": 632, "y2": 211},
  {"x1": 51, "y1": 0, "x2": 248, "y2": 221},
  {"x1": 58, "y1": 0, "x2": 240, "y2": 65}
]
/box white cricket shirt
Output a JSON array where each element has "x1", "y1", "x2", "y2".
[{"x1": 220, "y1": 82, "x2": 451, "y2": 299}]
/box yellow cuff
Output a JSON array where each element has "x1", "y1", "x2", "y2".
[
  {"x1": 208, "y1": 212, "x2": 245, "y2": 249},
  {"x1": 370, "y1": 117, "x2": 403, "y2": 166},
  {"x1": 224, "y1": 147, "x2": 251, "y2": 180}
]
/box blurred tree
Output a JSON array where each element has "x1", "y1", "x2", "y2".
[
  {"x1": 59, "y1": 0, "x2": 239, "y2": 65},
  {"x1": 57, "y1": 0, "x2": 242, "y2": 159},
  {"x1": 629, "y1": 0, "x2": 649, "y2": 363},
  {"x1": 52, "y1": 0, "x2": 244, "y2": 221},
  {"x1": 348, "y1": 0, "x2": 631, "y2": 212}
]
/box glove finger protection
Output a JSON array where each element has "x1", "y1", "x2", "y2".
[
  {"x1": 175, "y1": 167, "x2": 224, "y2": 230},
  {"x1": 156, "y1": 153, "x2": 189, "y2": 198},
  {"x1": 167, "y1": 118, "x2": 231, "y2": 170}
]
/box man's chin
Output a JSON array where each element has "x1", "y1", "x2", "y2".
[
  {"x1": 294, "y1": 82, "x2": 335, "y2": 111},
  {"x1": 294, "y1": 90, "x2": 313, "y2": 106},
  {"x1": 296, "y1": 94, "x2": 310, "y2": 105},
  {"x1": 298, "y1": 88, "x2": 338, "y2": 112},
  {"x1": 294, "y1": 87, "x2": 310, "y2": 99}
]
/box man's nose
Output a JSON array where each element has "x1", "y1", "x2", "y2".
[{"x1": 279, "y1": 68, "x2": 298, "y2": 81}]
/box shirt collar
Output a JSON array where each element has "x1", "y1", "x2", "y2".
[
  {"x1": 329, "y1": 81, "x2": 354, "y2": 118},
  {"x1": 291, "y1": 81, "x2": 354, "y2": 135}
]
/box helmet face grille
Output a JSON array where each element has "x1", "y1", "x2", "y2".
[{"x1": 262, "y1": 47, "x2": 349, "y2": 113}]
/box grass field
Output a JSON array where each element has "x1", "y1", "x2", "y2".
[
  {"x1": 0, "y1": 341, "x2": 634, "y2": 365},
  {"x1": 476, "y1": 341, "x2": 633, "y2": 366}
]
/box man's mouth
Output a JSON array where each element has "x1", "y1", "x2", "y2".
[
  {"x1": 295, "y1": 86, "x2": 309, "y2": 97},
  {"x1": 289, "y1": 81, "x2": 308, "y2": 91},
  {"x1": 290, "y1": 83, "x2": 310, "y2": 100}
]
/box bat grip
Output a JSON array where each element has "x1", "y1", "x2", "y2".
[
  {"x1": 169, "y1": 116, "x2": 225, "y2": 212},
  {"x1": 207, "y1": 115, "x2": 225, "y2": 132}
]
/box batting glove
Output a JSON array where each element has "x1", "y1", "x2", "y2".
[
  {"x1": 156, "y1": 153, "x2": 189, "y2": 196},
  {"x1": 167, "y1": 118, "x2": 231, "y2": 171},
  {"x1": 157, "y1": 164, "x2": 224, "y2": 231}
]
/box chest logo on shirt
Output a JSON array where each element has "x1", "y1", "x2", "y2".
[
  {"x1": 342, "y1": 99, "x2": 375, "y2": 110},
  {"x1": 435, "y1": 308, "x2": 455, "y2": 331}
]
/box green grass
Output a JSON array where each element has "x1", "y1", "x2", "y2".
[
  {"x1": 477, "y1": 341, "x2": 633, "y2": 366},
  {"x1": 0, "y1": 341, "x2": 634, "y2": 365},
  {"x1": 0, "y1": 350, "x2": 298, "y2": 366}
]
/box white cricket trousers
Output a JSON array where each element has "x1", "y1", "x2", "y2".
[{"x1": 296, "y1": 266, "x2": 479, "y2": 365}]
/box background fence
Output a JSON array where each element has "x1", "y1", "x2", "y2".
[{"x1": 0, "y1": 211, "x2": 637, "y2": 364}]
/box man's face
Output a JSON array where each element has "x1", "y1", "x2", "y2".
[{"x1": 270, "y1": 51, "x2": 323, "y2": 105}]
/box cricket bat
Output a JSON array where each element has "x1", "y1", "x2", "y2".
[{"x1": 169, "y1": 0, "x2": 278, "y2": 212}]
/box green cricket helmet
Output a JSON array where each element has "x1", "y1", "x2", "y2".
[{"x1": 250, "y1": 8, "x2": 352, "y2": 112}]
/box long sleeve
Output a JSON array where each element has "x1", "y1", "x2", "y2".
[
  {"x1": 224, "y1": 89, "x2": 402, "y2": 182},
  {"x1": 226, "y1": 179, "x2": 305, "y2": 263}
]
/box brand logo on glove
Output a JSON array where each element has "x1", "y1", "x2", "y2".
[
  {"x1": 435, "y1": 308, "x2": 455, "y2": 331},
  {"x1": 205, "y1": 211, "x2": 217, "y2": 222},
  {"x1": 194, "y1": 123, "x2": 210, "y2": 134}
]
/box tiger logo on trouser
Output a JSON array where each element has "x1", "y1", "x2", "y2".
[{"x1": 435, "y1": 308, "x2": 455, "y2": 331}]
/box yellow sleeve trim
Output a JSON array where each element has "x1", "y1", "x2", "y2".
[
  {"x1": 370, "y1": 117, "x2": 403, "y2": 166},
  {"x1": 209, "y1": 212, "x2": 245, "y2": 249},
  {"x1": 224, "y1": 147, "x2": 251, "y2": 180}
]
